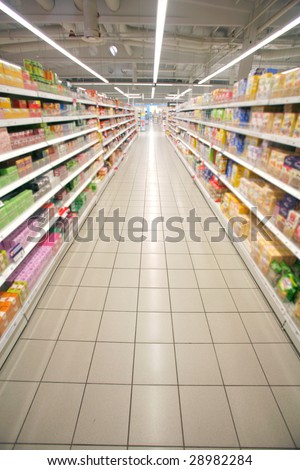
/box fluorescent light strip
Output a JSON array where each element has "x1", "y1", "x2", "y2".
[
  {"x1": 114, "y1": 87, "x2": 128, "y2": 97},
  {"x1": 151, "y1": 87, "x2": 155, "y2": 99},
  {"x1": 153, "y1": 0, "x2": 168, "y2": 84},
  {"x1": 0, "y1": 1, "x2": 108, "y2": 84},
  {"x1": 282, "y1": 67, "x2": 300, "y2": 74},
  {"x1": 199, "y1": 15, "x2": 300, "y2": 84},
  {"x1": 180, "y1": 88, "x2": 192, "y2": 97}
]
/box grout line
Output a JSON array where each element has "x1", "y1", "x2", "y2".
[
  {"x1": 158, "y1": 130, "x2": 186, "y2": 449},
  {"x1": 126, "y1": 132, "x2": 148, "y2": 450}
]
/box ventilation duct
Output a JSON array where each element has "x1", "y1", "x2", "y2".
[
  {"x1": 82, "y1": 0, "x2": 101, "y2": 43},
  {"x1": 34, "y1": 0, "x2": 55, "y2": 11}
]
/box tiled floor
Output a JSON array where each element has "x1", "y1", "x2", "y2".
[{"x1": 0, "y1": 126, "x2": 300, "y2": 450}]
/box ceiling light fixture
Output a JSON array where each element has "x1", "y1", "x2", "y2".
[
  {"x1": 109, "y1": 45, "x2": 118, "y2": 56},
  {"x1": 0, "y1": 1, "x2": 108, "y2": 84},
  {"x1": 151, "y1": 87, "x2": 155, "y2": 99},
  {"x1": 153, "y1": 0, "x2": 168, "y2": 84},
  {"x1": 114, "y1": 87, "x2": 128, "y2": 97},
  {"x1": 198, "y1": 15, "x2": 300, "y2": 84}
]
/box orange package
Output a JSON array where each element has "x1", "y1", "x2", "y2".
[
  {"x1": 0, "y1": 310, "x2": 9, "y2": 336},
  {"x1": 0, "y1": 292, "x2": 21, "y2": 319}
]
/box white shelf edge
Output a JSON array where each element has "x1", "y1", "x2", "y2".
[
  {"x1": 0, "y1": 117, "x2": 43, "y2": 127},
  {"x1": 167, "y1": 134, "x2": 300, "y2": 352},
  {"x1": 98, "y1": 113, "x2": 134, "y2": 121},
  {"x1": 42, "y1": 113, "x2": 98, "y2": 123},
  {"x1": 176, "y1": 94, "x2": 300, "y2": 112}
]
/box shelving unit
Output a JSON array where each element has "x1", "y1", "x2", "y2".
[
  {"x1": 0, "y1": 147, "x2": 130, "y2": 367},
  {"x1": 167, "y1": 133, "x2": 300, "y2": 353},
  {"x1": 177, "y1": 124, "x2": 300, "y2": 199},
  {"x1": 0, "y1": 79, "x2": 138, "y2": 360}
]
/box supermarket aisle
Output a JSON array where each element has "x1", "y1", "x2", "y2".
[{"x1": 0, "y1": 126, "x2": 300, "y2": 450}]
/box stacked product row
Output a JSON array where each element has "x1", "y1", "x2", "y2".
[
  {"x1": 180, "y1": 67, "x2": 300, "y2": 107},
  {"x1": 0, "y1": 58, "x2": 128, "y2": 107}
]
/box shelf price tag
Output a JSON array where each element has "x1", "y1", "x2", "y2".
[
  {"x1": 58, "y1": 207, "x2": 70, "y2": 219},
  {"x1": 9, "y1": 244, "x2": 25, "y2": 263}
]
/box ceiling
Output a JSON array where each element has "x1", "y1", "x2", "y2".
[{"x1": 0, "y1": 0, "x2": 300, "y2": 102}]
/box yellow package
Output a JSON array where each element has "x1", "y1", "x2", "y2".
[
  {"x1": 234, "y1": 213, "x2": 251, "y2": 239},
  {"x1": 259, "y1": 245, "x2": 285, "y2": 274},
  {"x1": 220, "y1": 192, "x2": 231, "y2": 217},
  {"x1": 272, "y1": 113, "x2": 284, "y2": 134},
  {"x1": 256, "y1": 73, "x2": 274, "y2": 99},
  {"x1": 230, "y1": 164, "x2": 244, "y2": 187},
  {"x1": 293, "y1": 115, "x2": 300, "y2": 138},
  {"x1": 0, "y1": 97, "x2": 11, "y2": 109},
  {"x1": 280, "y1": 113, "x2": 297, "y2": 137},
  {"x1": 260, "y1": 188, "x2": 278, "y2": 216},
  {"x1": 285, "y1": 71, "x2": 296, "y2": 91},
  {"x1": 272, "y1": 74, "x2": 286, "y2": 97},
  {"x1": 245, "y1": 75, "x2": 259, "y2": 100},
  {"x1": 262, "y1": 113, "x2": 274, "y2": 132}
]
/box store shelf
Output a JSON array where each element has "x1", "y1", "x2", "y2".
[
  {"x1": 0, "y1": 125, "x2": 99, "y2": 163},
  {"x1": 123, "y1": 133, "x2": 138, "y2": 154},
  {"x1": 177, "y1": 94, "x2": 300, "y2": 112},
  {"x1": 178, "y1": 124, "x2": 300, "y2": 200},
  {"x1": 167, "y1": 124, "x2": 179, "y2": 134},
  {"x1": 0, "y1": 117, "x2": 43, "y2": 127},
  {"x1": 42, "y1": 113, "x2": 98, "y2": 123},
  {"x1": 218, "y1": 177, "x2": 300, "y2": 259},
  {"x1": 99, "y1": 117, "x2": 134, "y2": 134},
  {"x1": 0, "y1": 214, "x2": 57, "y2": 286},
  {"x1": 0, "y1": 147, "x2": 104, "y2": 243},
  {"x1": 0, "y1": 145, "x2": 114, "y2": 285},
  {"x1": 61, "y1": 161, "x2": 104, "y2": 210},
  {"x1": 47, "y1": 126, "x2": 98, "y2": 146},
  {"x1": 104, "y1": 128, "x2": 136, "y2": 161},
  {"x1": 0, "y1": 138, "x2": 99, "y2": 198},
  {"x1": 102, "y1": 124, "x2": 134, "y2": 147},
  {"x1": 0, "y1": 113, "x2": 98, "y2": 128},
  {"x1": 167, "y1": 134, "x2": 300, "y2": 352},
  {"x1": 171, "y1": 133, "x2": 300, "y2": 258},
  {"x1": 176, "y1": 116, "x2": 300, "y2": 147}
]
